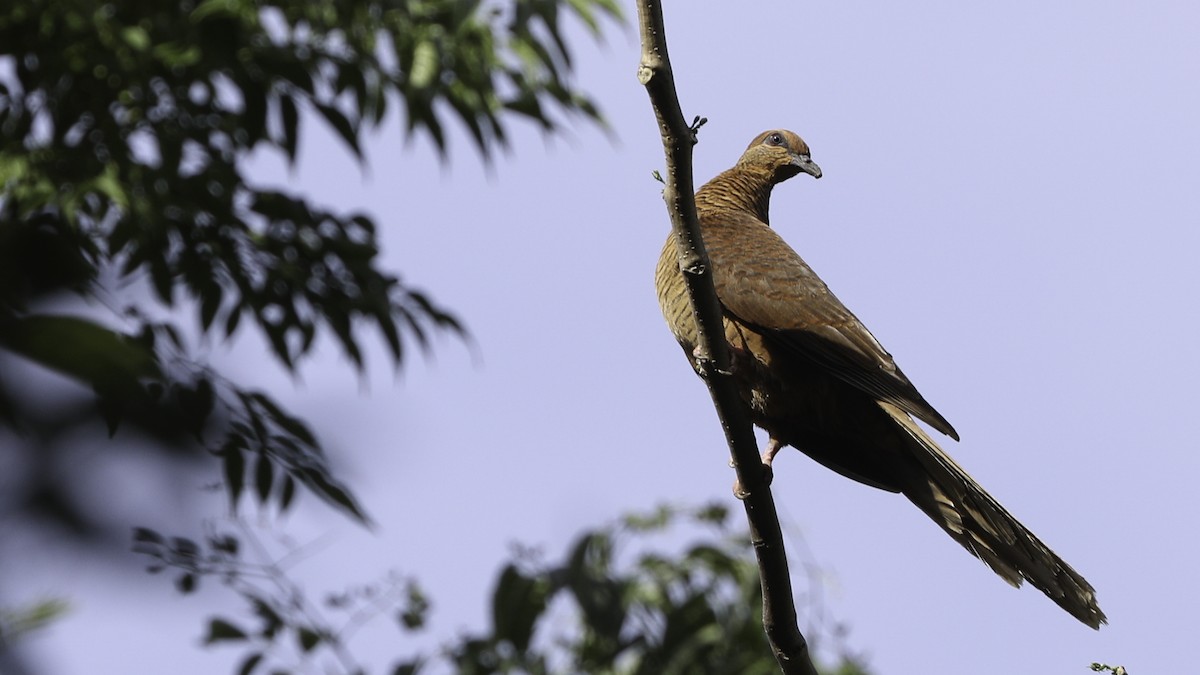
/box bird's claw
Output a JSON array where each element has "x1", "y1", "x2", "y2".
[
  {"x1": 691, "y1": 346, "x2": 736, "y2": 377},
  {"x1": 732, "y1": 462, "x2": 775, "y2": 500}
]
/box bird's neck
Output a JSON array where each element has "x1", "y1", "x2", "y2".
[{"x1": 695, "y1": 166, "x2": 776, "y2": 224}]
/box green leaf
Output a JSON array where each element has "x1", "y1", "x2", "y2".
[
  {"x1": 279, "y1": 475, "x2": 296, "y2": 512},
  {"x1": 254, "y1": 451, "x2": 273, "y2": 504},
  {"x1": 299, "y1": 467, "x2": 371, "y2": 526},
  {"x1": 236, "y1": 652, "x2": 264, "y2": 675},
  {"x1": 279, "y1": 93, "x2": 299, "y2": 164},
  {"x1": 392, "y1": 660, "x2": 424, "y2": 675},
  {"x1": 178, "y1": 377, "x2": 215, "y2": 439},
  {"x1": 176, "y1": 573, "x2": 197, "y2": 594},
  {"x1": 132, "y1": 527, "x2": 164, "y2": 545},
  {"x1": 199, "y1": 285, "x2": 222, "y2": 331},
  {"x1": 693, "y1": 503, "x2": 729, "y2": 527},
  {"x1": 190, "y1": 0, "x2": 248, "y2": 22},
  {"x1": 221, "y1": 439, "x2": 246, "y2": 510},
  {"x1": 241, "y1": 84, "x2": 268, "y2": 147},
  {"x1": 170, "y1": 537, "x2": 201, "y2": 559},
  {"x1": 491, "y1": 564, "x2": 548, "y2": 652},
  {"x1": 224, "y1": 305, "x2": 243, "y2": 339},
  {"x1": 314, "y1": 102, "x2": 360, "y2": 159},
  {"x1": 121, "y1": 26, "x2": 150, "y2": 51},
  {"x1": 397, "y1": 581, "x2": 429, "y2": 630},
  {"x1": 148, "y1": 253, "x2": 174, "y2": 305},
  {"x1": 204, "y1": 617, "x2": 248, "y2": 644},
  {"x1": 0, "y1": 314, "x2": 160, "y2": 384},
  {"x1": 296, "y1": 626, "x2": 321, "y2": 652},
  {"x1": 250, "y1": 597, "x2": 283, "y2": 639},
  {"x1": 410, "y1": 40, "x2": 438, "y2": 89},
  {"x1": 209, "y1": 534, "x2": 239, "y2": 556},
  {"x1": 0, "y1": 314, "x2": 160, "y2": 434},
  {"x1": 247, "y1": 392, "x2": 317, "y2": 447},
  {"x1": 0, "y1": 598, "x2": 70, "y2": 641}
]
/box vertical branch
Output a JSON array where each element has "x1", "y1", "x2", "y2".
[{"x1": 635, "y1": 2, "x2": 820, "y2": 674}]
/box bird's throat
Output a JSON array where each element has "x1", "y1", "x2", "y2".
[{"x1": 695, "y1": 167, "x2": 775, "y2": 225}]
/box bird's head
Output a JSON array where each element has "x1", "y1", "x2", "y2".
[{"x1": 737, "y1": 130, "x2": 822, "y2": 183}]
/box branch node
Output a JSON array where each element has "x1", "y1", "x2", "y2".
[{"x1": 636, "y1": 63, "x2": 655, "y2": 85}]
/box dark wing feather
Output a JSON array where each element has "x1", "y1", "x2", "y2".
[{"x1": 704, "y1": 210, "x2": 959, "y2": 440}]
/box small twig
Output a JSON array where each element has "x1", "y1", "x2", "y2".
[
  {"x1": 335, "y1": 573, "x2": 408, "y2": 644},
  {"x1": 235, "y1": 521, "x2": 362, "y2": 674},
  {"x1": 635, "y1": 2, "x2": 820, "y2": 674}
]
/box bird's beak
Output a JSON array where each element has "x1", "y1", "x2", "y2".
[{"x1": 791, "y1": 154, "x2": 822, "y2": 179}]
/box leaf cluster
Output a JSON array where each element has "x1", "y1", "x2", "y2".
[
  {"x1": 0, "y1": 0, "x2": 619, "y2": 532},
  {"x1": 0, "y1": 0, "x2": 486, "y2": 373},
  {"x1": 134, "y1": 505, "x2": 870, "y2": 675},
  {"x1": 453, "y1": 504, "x2": 869, "y2": 675},
  {"x1": 134, "y1": 522, "x2": 431, "y2": 675}
]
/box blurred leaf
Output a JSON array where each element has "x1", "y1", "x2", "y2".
[
  {"x1": 210, "y1": 534, "x2": 239, "y2": 557},
  {"x1": 0, "y1": 314, "x2": 159, "y2": 385},
  {"x1": 296, "y1": 626, "x2": 321, "y2": 652},
  {"x1": 221, "y1": 440, "x2": 246, "y2": 510},
  {"x1": 442, "y1": 503, "x2": 869, "y2": 674},
  {"x1": 409, "y1": 40, "x2": 438, "y2": 89},
  {"x1": 314, "y1": 102, "x2": 360, "y2": 159},
  {"x1": 224, "y1": 306, "x2": 243, "y2": 339},
  {"x1": 235, "y1": 652, "x2": 264, "y2": 675},
  {"x1": 392, "y1": 660, "x2": 424, "y2": 675},
  {"x1": 0, "y1": 313, "x2": 160, "y2": 435},
  {"x1": 0, "y1": 598, "x2": 70, "y2": 642},
  {"x1": 204, "y1": 617, "x2": 248, "y2": 644},
  {"x1": 171, "y1": 537, "x2": 201, "y2": 560},
  {"x1": 242, "y1": 85, "x2": 269, "y2": 147},
  {"x1": 278, "y1": 94, "x2": 299, "y2": 164},
  {"x1": 132, "y1": 527, "x2": 164, "y2": 545},
  {"x1": 177, "y1": 378, "x2": 216, "y2": 440},
  {"x1": 250, "y1": 596, "x2": 283, "y2": 639},
  {"x1": 200, "y1": 286, "x2": 222, "y2": 332},
  {"x1": 177, "y1": 573, "x2": 197, "y2": 594},
  {"x1": 254, "y1": 451, "x2": 273, "y2": 504},
  {"x1": 491, "y1": 564, "x2": 547, "y2": 652},
  {"x1": 248, "y1": 391, "x2": 316, "y2": 447},
  {"x1": 299, "y1": 467, "x2": 370, "y2": 526},
  {"x1": 279, "y1": 475, "x2": 296, "y2": 512}
]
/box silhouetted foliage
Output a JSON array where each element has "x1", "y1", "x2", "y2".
[
  {"x1": 134, "y1": 505, "x2": 872, "y2": 675},
  {"x1": 0, "y1": 2, "x2": 887, "y2": 674},
  {"x1": 0, "y1": 0, "x2": 618, "y2": 530}
]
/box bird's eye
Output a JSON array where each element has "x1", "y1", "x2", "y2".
[{"x1": 765, "y1": 132, "x2": 785, "y2": 147}]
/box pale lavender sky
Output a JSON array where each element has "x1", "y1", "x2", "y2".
[{"x1": 7, "y1": 2, "x2": 1199, "y2": 674}]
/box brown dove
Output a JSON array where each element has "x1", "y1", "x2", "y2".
[{"x1": 655, "y1": 129, "x2": 1106, "y2": 629}]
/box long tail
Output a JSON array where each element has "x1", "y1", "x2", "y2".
[{"x1": 879, "y1": 402, "x2": 1107, "y2": 629}]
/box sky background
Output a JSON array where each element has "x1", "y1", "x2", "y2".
[{"x1": 5, "y1": 1, "x2": 1200, "y2": 674}]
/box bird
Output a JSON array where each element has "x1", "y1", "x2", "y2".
[{"x1": 654, "y1": 129, "x2": 1106, "y2": 629}]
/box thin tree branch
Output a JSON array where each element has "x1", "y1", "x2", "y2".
[{"x1": 635, "y1": 3, "x2": 820, "y2": 674}]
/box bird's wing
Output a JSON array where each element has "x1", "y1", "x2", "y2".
[{"x1": 705, "y1": 211, "x2": 959, "y2": 440}]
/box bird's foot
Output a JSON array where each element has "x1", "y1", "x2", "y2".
[
  {"x1": 732, "y1": 463, "x2": 774, "y2": 500},
  {"x1": 732, "y1": 439, "x2": 783, "y2": 499},
  {"x1": 691, "y1": 345, "x2": 737, "y2": 377},
  {"x1": 763, "y1": 437, "x2": 784, "y2": 466}
]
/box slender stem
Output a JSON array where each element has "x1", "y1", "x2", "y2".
[{"x1": 635, "y1": 3, "x2": 820, "y2": 674}]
